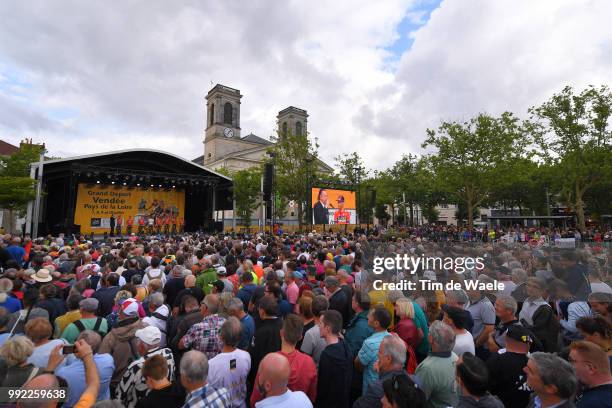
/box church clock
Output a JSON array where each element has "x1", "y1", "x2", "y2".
[{"x1": 223, "y1": 127, "x2": 234, "y2": 138}]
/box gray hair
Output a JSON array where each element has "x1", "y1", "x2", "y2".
[
  {"x1": 202, "y1": 294, "x2": 219, "y2": 314},
  {"x1": 226, "y1": 297, "x2": 244, "y2": 314},
  {"x1": 496, "y1": 295, "x2": 517, "y2": 315},
  {"x1": 149, "y1": 292, "x2": 165, "y2": 308},
  {"x1": 324, "y1": 276, "x2": 339, "y2": 288},
  {"x1": 512, "y1": 268, "x2": 528, "y2": 283},
  {"x1": 529, "y1": 352, "x2": 577, "y2": 399},
  {"x1": 220, "y1": 316, "x2": 242, "y2": 347},
  {"x1": 445, "y1": 289, "x2": 469, "y2": 305},
  {"x1": 180, "y1": 350, "x2": 209, "y2": 383},
  {"x1": 507, "y1": 261, "x2": 522, "y2": 270},
  {"x1": 380, "y1": 334, "x2": 407, "y2": 366},
  {"x1": 0, "y1": 278, "x2": 13, "y2": 293},
  {"x1": 77, "y1": 330, "x2": 102, "y2": 354},
  {"x1": 429, "y1": 320, "x2": 456, "y2": 352}
]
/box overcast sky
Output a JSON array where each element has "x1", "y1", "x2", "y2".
[{"x1": 0, "y1": 0, "x2": 609, "y2": 171}]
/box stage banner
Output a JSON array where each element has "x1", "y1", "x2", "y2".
[
  {"x1": 74, "y1": 183, "x2": 185, "y2": 234},
  {"x1": 311, "y1": 187, "x2": 356, "y2": 225}
]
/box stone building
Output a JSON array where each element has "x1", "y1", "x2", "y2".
[{"x1": 192, "y1": 84, "x2": 332, "y2": 228}]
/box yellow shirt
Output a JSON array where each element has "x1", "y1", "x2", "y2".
[
  {"x1": 54, "y1": 310, "x2": 82, "y2": 338},
  {"x1": 368, "y1": 289, "x2": 395, "y2": 322}
]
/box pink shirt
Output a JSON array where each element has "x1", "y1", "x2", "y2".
[{"x1": 286, "y1": 281, "x2": 299, "y2": 307}]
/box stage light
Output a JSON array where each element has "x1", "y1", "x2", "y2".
[
  {"x1": 96, "y1": 180, "x2": 100, "y2": 184},
  {"x1": 111, "y1": 181, "x2": 115, "y2": 185},
  {"x1": 123, "y1": 182, "x2": 127, "y2": 186},
  {"x1": 137, "y1": 183, "x2": 141, "y2": 187},
  {"x1": 158, "y1": 184, "x2": 162, "y2": 187},
  {"x1": 150, "y1": 184, "x2": 154, "y2": 187},
  {"x1": 86, "y1": 172, "x2": 92, "y2": 177},
  {"x1": 172, "y1": 185, "x2": 176, "y2": 188}
]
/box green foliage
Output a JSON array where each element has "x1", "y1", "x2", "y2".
[
  {"x1": 227, "y1": 167, "x2": 261, "y2": 227},
  {"x1": 269, "y1": 129, "x2": 319, "y2": 228},
  {"x1": 375, "y1": 203, "x2": 390, "y2": 225},
  {"x1": 529, "y1": 85, "x2": 612, "y2": 231},
  {"x1": 422, "y1": 112, "x2": 531, "y2": 228}
]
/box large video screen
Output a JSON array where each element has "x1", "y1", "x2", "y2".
[
  {"x1": 74, "y1": 183, "x2": 185, "y2": 234},
  {"x1": 311, "y1": 187, "x2": 356, "y2": 225}
]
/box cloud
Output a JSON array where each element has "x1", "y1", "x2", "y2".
[{"x1": 0, "y1": 0, "x2": 610, "y2": 171}]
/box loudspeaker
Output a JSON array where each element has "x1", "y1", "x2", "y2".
[{"x1": 263, "y1": 163, "x2": 273, "y2": 201}]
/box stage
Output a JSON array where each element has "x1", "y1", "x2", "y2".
[{"x1": 26, "y1": 149, "x2": 233, "y2": 236}]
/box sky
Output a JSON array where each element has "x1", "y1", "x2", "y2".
[{"x1": 0, "y1": 0, "x2": 610, "y2": 171}]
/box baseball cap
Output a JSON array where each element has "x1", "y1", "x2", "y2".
[
  {"x1": 506, "y1": 325, "x2": 533, "y2": 344},
  {"x1": 135, "y1": 326, "x2": 162, "y2": 345},
  {"x1": 120, "y1": 298, "x2": 140, "y2": 317},
  {"x1": 216, "y1": 266, "x2": 227, "y2": 276}
]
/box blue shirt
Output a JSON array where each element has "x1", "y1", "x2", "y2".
[
  {"x1": 6, "y1": 245, "x2": 25, "y2": 267},
  {"x1": 357, "y1": 331, "x2": 390, "y2": 395},
  {"x1": 239, "y1": 313, "x2": 255, "y2": 349},
  {"x1": 56, "y1": 353, "x2": 115, "y2": 407},
  {"x1": 0, "y1": 296, "x2": 22, "y2": 313}
]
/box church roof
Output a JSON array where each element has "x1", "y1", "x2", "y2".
[
  {"x1": 241, "y1": 133, "x2": 273, "y2": 145},
  {"x1": 0, "y1": 140, "x2": 19, "y2": 156}
]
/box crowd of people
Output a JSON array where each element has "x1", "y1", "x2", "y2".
[{"x1": 0, "y1": 228, "x2": 610, "y2": 408}]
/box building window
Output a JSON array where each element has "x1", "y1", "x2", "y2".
[
  {"x1": 209, "y1": 104, "x2": 214, "y2": 126},
  {"x1": 295, "y1": 121, "x2": 302, "y2": 136},
  {"x1": 224, "y1": 102, "x2": 233, "y2": 124},
  {"x1": 282, "y1": 122, "x2": 288, "y2": 136}
]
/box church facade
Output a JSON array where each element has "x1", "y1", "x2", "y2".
[
  {"x1": 192, "y1": 84, "x2": 332, "y2": 174},
  {"x1": 192, "y1": 84, "x2": 332, "y2": 228}
]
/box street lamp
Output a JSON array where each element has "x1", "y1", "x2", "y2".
[
  {"x1": 353, "y1": 166, "x2": 362, "y2": 226},
  {"x1": 306, "y1": 156, "x2": 314, "y2": 231}
]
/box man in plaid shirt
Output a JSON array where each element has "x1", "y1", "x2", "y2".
[
  {"x1": 179, "y1": 294, "x2": 226, "y2": 360},
  {"x1": 181, "y1": 350, "x2": 230, "y2": 408}
]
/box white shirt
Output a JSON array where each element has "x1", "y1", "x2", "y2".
[
  {"x1": 142, "y1": 267, "x2": 166, "y2": 287},
  {"x1": 255, "y1": 390, "x2": 312, "y2": 408},
  {"x1": 142, "y1": 304, "x2": 169, "y2": 347},
  {"x1": 207, "y1": 349, "x2": 251, "y2": 408},
  {"x1": 453, "y1": 331, "x2": 475, "y2": 356}
]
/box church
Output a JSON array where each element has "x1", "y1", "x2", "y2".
[
  {"x1": 192, "y1": 84, "x2": 332, "y2": 228},
  {"x1": 192, "y1": 84, "x2": 332, "y2": 174}
]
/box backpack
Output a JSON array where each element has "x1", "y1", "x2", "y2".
[{"x1": 73, "y1": 317, "x2": 106, "y2": 338}]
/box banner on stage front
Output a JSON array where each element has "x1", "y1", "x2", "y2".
[
  {"x1": 74, "y1": 183, "x2": 185, "y2": 234},
  {"x1": 311, "y1": 187, "x2": 356, "y2": 225}
]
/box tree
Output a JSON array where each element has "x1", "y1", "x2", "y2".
[
  {"x1": 269, "y1": 129, "x2": 319, "y2": 229},
  {"x1": 334, "y1": 152, "x2": 370, "y2": 223},
  {"x1": 375, "y1": 203, "x2": 390, "y2": 226},
  {"x1": 423, "y1": 112, "x2": 530, "y2": 229},
  {"x1": 220, "y1": 167, "x2": 261, "y2": 228},
  {"x1": 0, "y1": 143, "x2": 43, "y2": 233},
  {"x1": 529, "y1": 85, "x2": 612, "y2": 232}
]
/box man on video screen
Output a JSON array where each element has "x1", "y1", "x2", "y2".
[{"x1": 313, "y1": 188, "x2": 330, "y2": 224}]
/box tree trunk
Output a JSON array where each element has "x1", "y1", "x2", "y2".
[
  {"x1": 409, "y1": 202, "x2": 414, "y2": 227},
  {"x1": 467, "y1": 201, "x2": 474, "y2": 230},
  {"x1": 297, "y1": 201, "x2": 303, "y2": 231},
  {"x1": 8, "y1": 208, "x2": 14, "y2": 235},
  {"x1": 575, "y1": 181, "x2": 586, "y2": 233}
]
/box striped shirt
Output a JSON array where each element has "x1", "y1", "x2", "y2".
[{"x1": 116, "y1": 347, "x2": 175, "y2": 408}]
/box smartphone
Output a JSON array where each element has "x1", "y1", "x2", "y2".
[{"x1": 62, "y1": 345, "x2": 75, "y2": 354}]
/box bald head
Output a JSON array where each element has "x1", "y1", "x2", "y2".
[
  {"x1": 257, "y1": 353, "x2": 290, "y2": 397},
  {"x1": 19, "y1": 374, "x2": 59, "y2": 408},
  {"x1": 185, "y1": 275, "x2": 196, "y2": 288}
]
